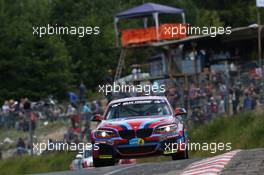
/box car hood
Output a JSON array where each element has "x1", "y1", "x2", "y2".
[{"x1": 97, "y1": 115, "x2": 175, "y2": 131}]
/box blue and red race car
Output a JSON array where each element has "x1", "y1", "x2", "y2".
[{"x1": 91, "y1": 96, "x2": 188, "y2": 167}]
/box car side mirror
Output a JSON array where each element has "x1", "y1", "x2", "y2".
[
  {"x1": 175, "y1": 107, "x2": 187, "y2": 117},
  {"x1": 91, "y1": 114, "x2": 103, "y2": 122}
]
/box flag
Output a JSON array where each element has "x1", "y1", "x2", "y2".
[
  {"x1": 68, "y1": 92, "x2": 77, "y2": 103},
  {"x1": 257, "y1": 0, "x2": 264, "y2": 7}
]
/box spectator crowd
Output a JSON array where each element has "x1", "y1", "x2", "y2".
[
  {"x1": 0, "y1": 97, "x2": 34, "y2": 131},
  {"x1": 165, "y1": 70, "x2": 263, "y2": 124}
]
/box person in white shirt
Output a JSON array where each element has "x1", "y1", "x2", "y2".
[
  {"x1": 2, "y1": 100, "x2": 10, "y2": 126},
  {"x1": 2, "y1": 100, "x2": 9, "y2": 115}
]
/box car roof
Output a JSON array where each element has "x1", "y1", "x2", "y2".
[{"x1": 109, "y1": 96, "x2": 168, "y2": 105}]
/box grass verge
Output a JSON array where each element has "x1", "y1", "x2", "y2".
[
  {"x1": 190, "y1": 111, "x2": 264, "y2": 157},
  {"x1": 0, "y1": 151, "x2": 75, "y2": 175},
  {"x1": 0, "y1": 111, "x2": 264, "y2": 174}
]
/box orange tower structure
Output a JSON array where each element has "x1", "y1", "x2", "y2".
[{"x1": 114, "y1": 2, "x2": 187, "y2": 81}]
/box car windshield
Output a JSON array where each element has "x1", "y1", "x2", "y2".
[{"x1": 106, "y1": 99, "x2": 172, "y2": 119}]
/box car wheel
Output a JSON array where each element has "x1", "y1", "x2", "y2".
[
  {"x1": 93, "y1": 158, "x2": 115, "y2": 167},
  {"x1": 171, "y1": 147, "x2": 189, "y2": 160}
]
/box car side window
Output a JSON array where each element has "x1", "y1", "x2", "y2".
[{"x1": 106, "y1": 106, "x2": 118, "y2": 119}]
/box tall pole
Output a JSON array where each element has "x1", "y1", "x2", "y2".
[
  {"x1": 24, "y1": 100, "x2": 33, "y2": 156},
  {"x1": 257, "y1": 8, "x2": 262, "y2": 67},
  {"x1": 78, "y1": 100, "x2": 82, "y2": 140},
  {"x1": 257, "y1": 6, "x2": 264, "y2": 87},
  {"x1": 153, "y1": 13, "x2": 159, "y2": 41},
  {"x1": 114, "y1": 18, "x2": 119, "y2": 47},
  {"x1": 191, "y1": 42, "x2": 198, "y2": 86},
  {"x1": 29, "y1": 110, "x2": 33, "y2": 156},
  {"x1": 79, "y1": 82, "x2": 86, "y2": 140},
  {"x1": 224, "y1": 61, "x2": 230, "y2": 116}
]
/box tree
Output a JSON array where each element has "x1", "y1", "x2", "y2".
[
  {"x1": 0, "y1": 0, "x2": 73, "y2": 100},
  {"x1": 0, "y1": 0, "x2": 261, "y2": 101}
]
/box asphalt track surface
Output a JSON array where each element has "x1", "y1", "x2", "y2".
[
  {"x1": 35, "y1": 149, "x2": 264, "y2": 175},
  {"x1": 35, "y1": 158, "x2": 200, "y2": 175}
]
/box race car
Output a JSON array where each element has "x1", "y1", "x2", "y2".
[{"x1": 91, "y1": 96, "x2": 188, "y2": 167}]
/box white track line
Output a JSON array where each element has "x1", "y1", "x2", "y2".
[
  {"x1": 191, "y1": 154, "x2": 237, "y2": 165},
  {"x1": 103, "y1": 164, "x2": 142, "y2": 175},
  {"x1": 187, "y1": 158, "x2": 230, "y2": 168},
  {"x1": 183, "y1": 165, "x2": 224, "y2": 174},
  {"x1": 180, "y1": 150, "x2": 241, "y2": 175},
  {"x1": 183, "y1": 169, "x2": 223, "y2": 175},
  {"x1": 186, "y1": 161, "x2": 228, "y2": 169}
]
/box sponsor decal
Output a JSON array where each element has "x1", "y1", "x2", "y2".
[
  {"x1": 138, "y1": 138, "x2": 145, "y2": 145},
  {"x1": 163, "y1": 150, "x2": 177, "y2": 154},
  {"x1": 129, "y1": 138, "x2": 145, "y2": 145},
  {"x1": 99, "y1": 155, "x2": 113, "y2": 159},
  {"x1": 166, "y1": 134, "x2": 179, "y2": 139}
]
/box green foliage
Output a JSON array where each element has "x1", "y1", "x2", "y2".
[
  {"x1": 0, "y1": 0, "x2": 261, "y2": 100},
  {"x1": 196, "y1": 10, "x2": 224, "y2": 27},
  {"x1": 193, "y1": 0, "x2": 257, "y2": 27},
  {"x1": 0, "y1": 152, "x2": 75, "y2": 175},
  {"x1": 190, "y1": 112, "x2": 264, "y2": 157},
  {"x1": 0, "y1": 0, "x2": 73, "y2": 100}
]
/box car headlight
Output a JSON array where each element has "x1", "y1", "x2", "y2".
[
  {"x1": 155, "y1": 124, "x2": 177, "y2": 134},
  {"x1": 95, "y1": 129, "x2": 118, "y2": 138}
]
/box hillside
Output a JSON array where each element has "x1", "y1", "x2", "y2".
[{"x1": 0, "y1": 111, "x2": 263, "y2": 174}]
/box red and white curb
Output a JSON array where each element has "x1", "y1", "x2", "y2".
[{"x1": 180, "y1": 150, "x2": 241, "y2": 175}]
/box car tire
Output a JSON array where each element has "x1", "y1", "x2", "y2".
[
  {"x1": 93, "y1": 158, "x2": 115, "y2": 167},
  {"x1": 171, "y1": 147, "x2": 189, "y2": 160}
]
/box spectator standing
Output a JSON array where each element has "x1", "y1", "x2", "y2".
[
  {"x1": 8, "y1": 100, "x2": 16, "y2": 128},
  {"x1": 218, "y1": 97, "x2": 226, "y2": 114},
  {"x1": 243, "y1": 93, "x2": 253, "y2": 111},
  {"x1": 66, "y1": 104, "x2": 76, "y2": 116},
  {"x1": 230, "y1": 84, "x2": 241, "y2": 114},
  {"x1": 132, "y1": 68, "x2": 138, "y2": 79},
  {"x1": 66, "y1": 104, "x2": 79, "y2": 129},
  {"x1": 82, "y1": 103, "x2": 91, "y2": 121},
  {"x1": 16, "y1": 137, "x2": 27, "y2": 155},
  {"x1": 2, "y1": 100, "x2": 9, "y2": 127},
  {"x1": 23, "y1": 98, "x2": 31, "y2": 110},
  {"x1": 2, "y1": 100, "x2": 9, "y2": 114},
  {"x1": 188, "y1": 83, "x2": 196, "y2": 108},
  {"x1": 166, "y1": 86, "x2": 179, "y2": 109},
  {"x1": 219, "y1": 82, "x2": 228, "y2": 112},
  {"x1": 79, "y1": 81, "x2": 86, "y2": 103},
  {"x1": 91, "y1": 100, "x2": 101, "y2": 114}
]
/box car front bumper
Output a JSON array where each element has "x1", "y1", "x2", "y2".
[{"x1": 92, "y1": 134, "x2": 187, "y2": 159}]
